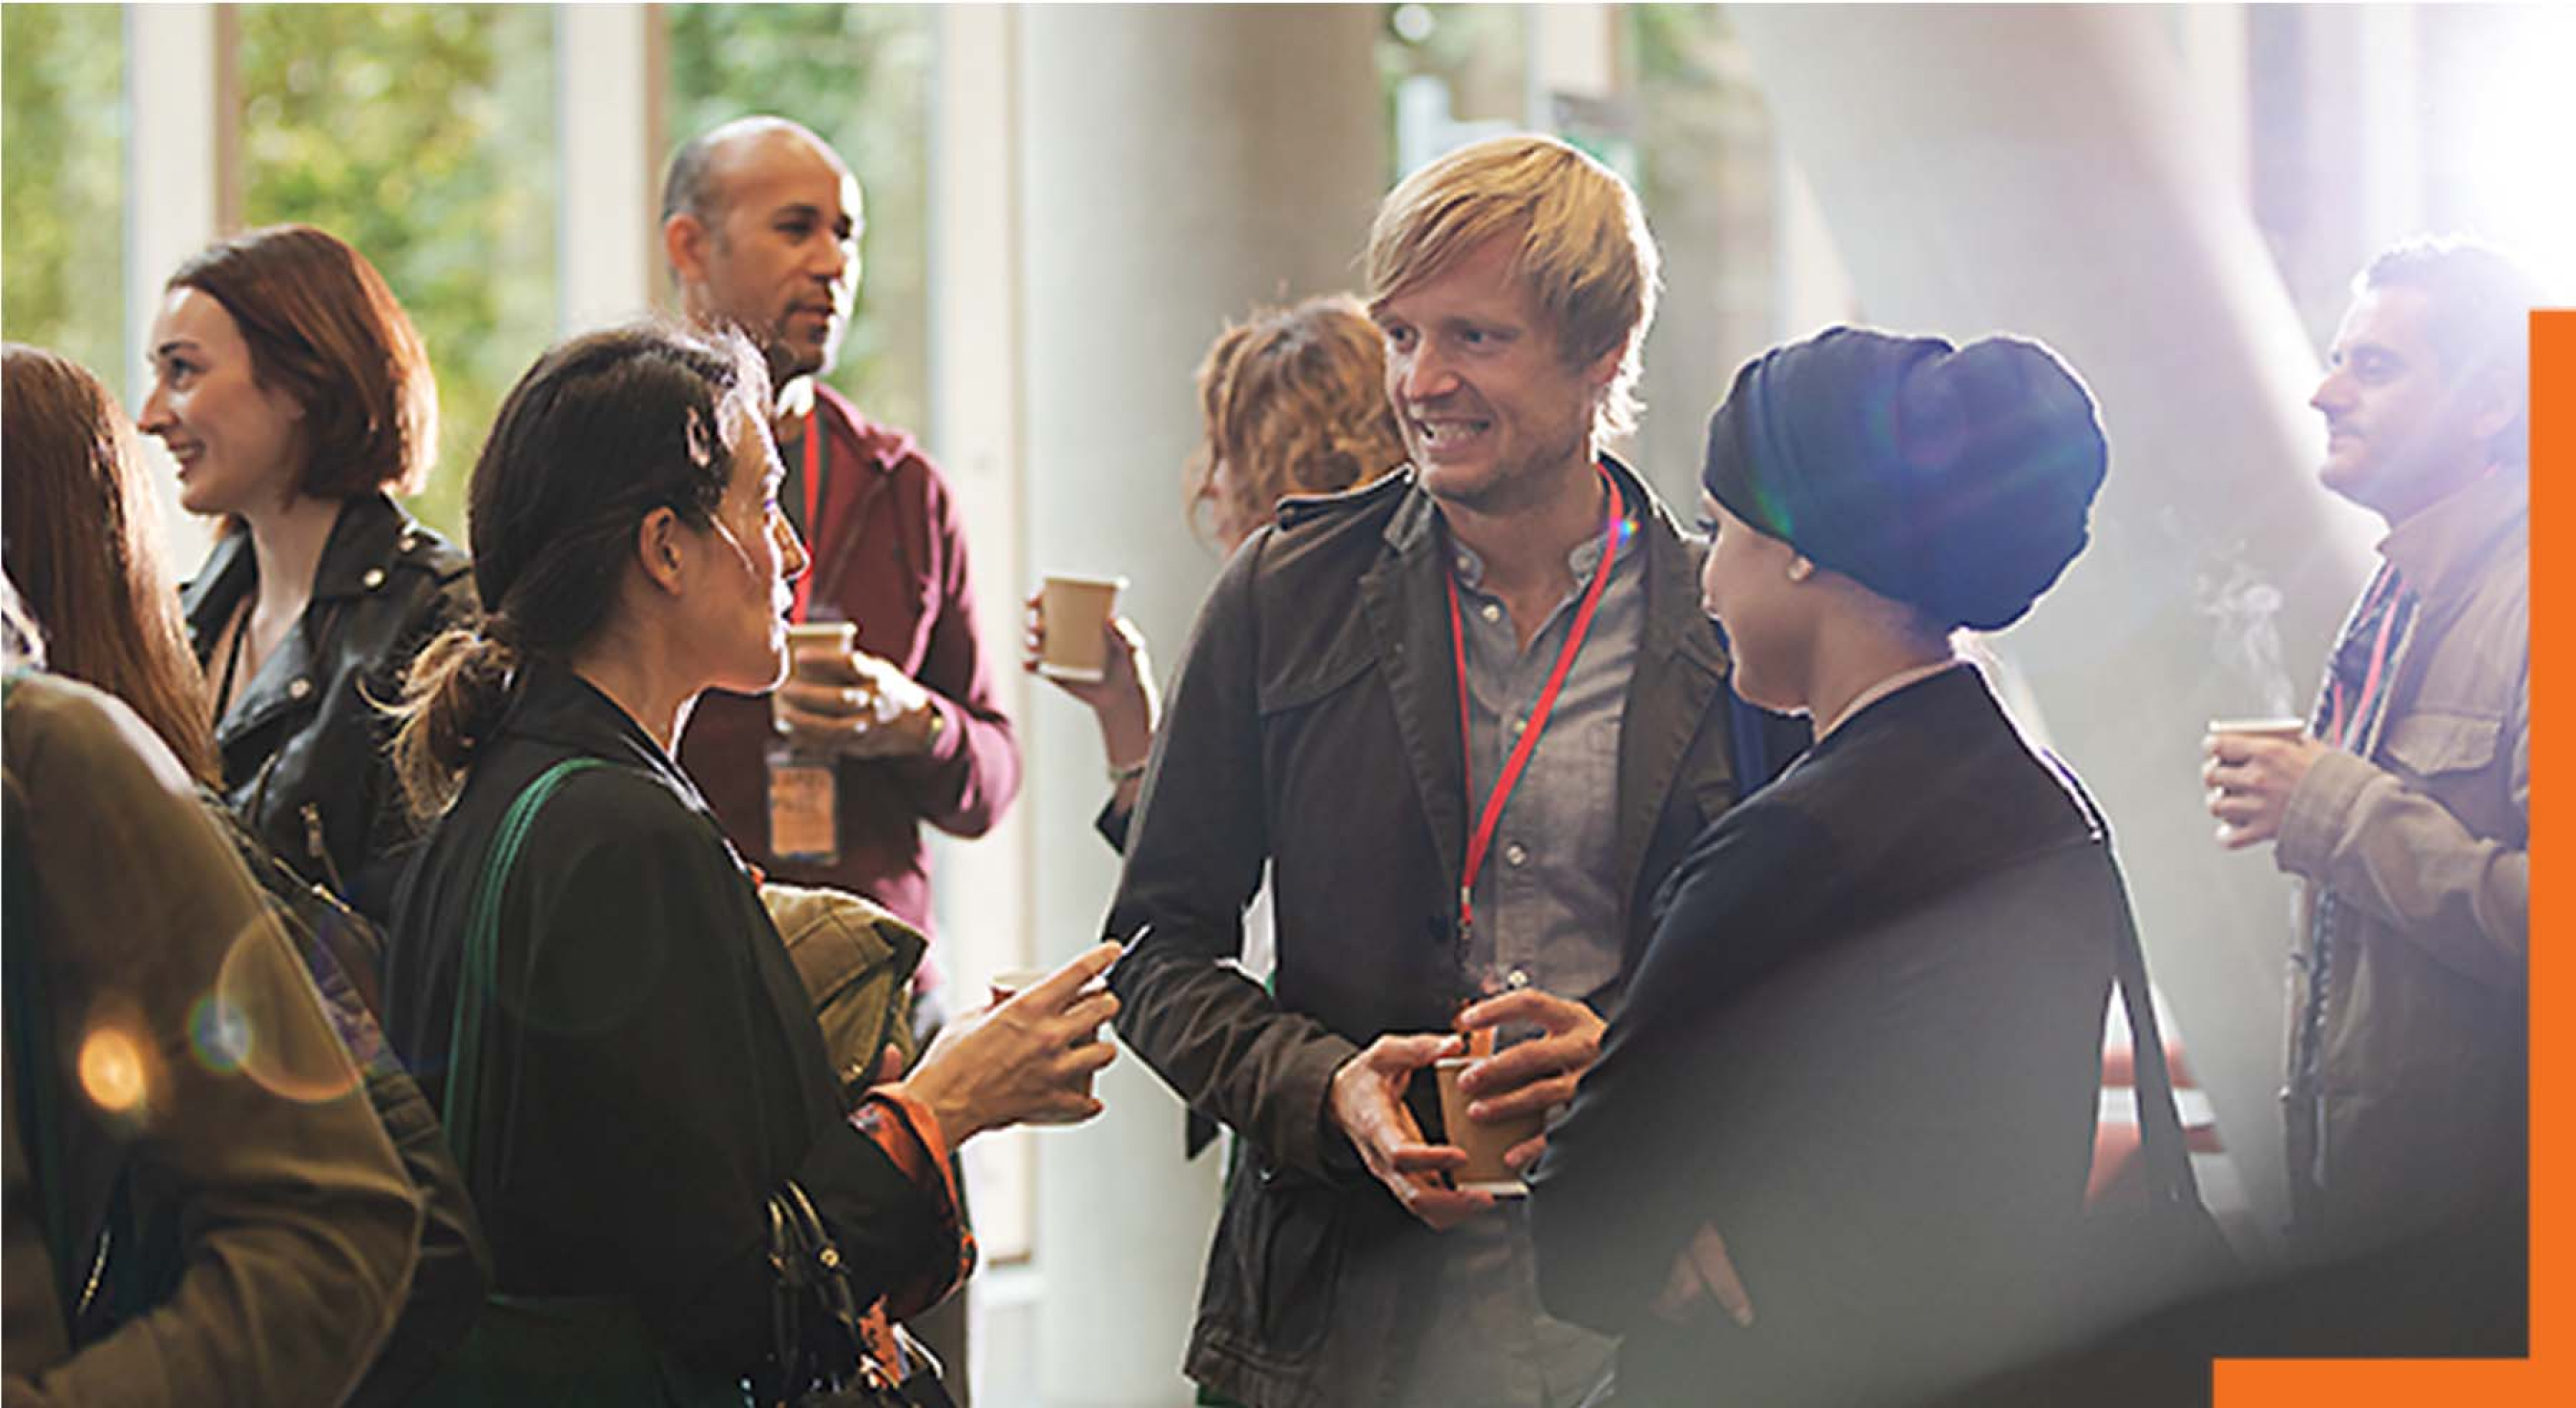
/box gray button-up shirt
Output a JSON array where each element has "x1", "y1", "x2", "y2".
[{"x1": 1388, "y1": 503, "x2": 1641, "y2": 1408}]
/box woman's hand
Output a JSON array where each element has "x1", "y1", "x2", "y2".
[
  {"x1": 1022, "y1": 593, "x2": 1160, "y2": 790},
  {"x1": 1651, "y1": 1223, "x2": 1755, "y2": 1328},
  {"x1": 890, "y1": 942, "x2": 1123, "y2": 1145}
]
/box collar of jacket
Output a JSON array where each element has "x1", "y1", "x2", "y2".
[
  {"x1": 1356, "y1": 453, "x2": 1733, "y2": 928},
  {"x1": 1371, "y1": 454, "x2": 1728, "y2": 675},
  {"x1": 498, "y1": 657, "x2": 722, "y2": 825},
  {"x1": 181, "y1": 492, "x2": 448, "y2": 637},
  {"x1": 182, "y1": 492, "x2": 447, "y2": 747},
  {"x1": 2378, "y1": 466, "x2": 2528, "y2": 610}
]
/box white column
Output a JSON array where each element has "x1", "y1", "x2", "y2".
[
  {"x1": 554, "y1": 4, "x2": 659, "y2": 334},
  {"x1": 922, "y1": 7, "x2": 1040, "y2": 1392},
  {"x1": 1729, "y1": 2, "x2": 2382, "y2": 1248},
  {"x1": 126, "y1": 2, "x2": 228, "y2": 570},
  {"x1": 1016, "y1": 8, "x2": 1386, "y2": 1404},
  {"x1": 1525, "y1": 3, "x2": 1618, "y2": 127},
  {"x1": 2173, "y1": 4, "x2": 2252, "y2": 208}
]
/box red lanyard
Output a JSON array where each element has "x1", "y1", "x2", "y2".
[
  {"x1": 2326, "y1": 567, "x2": 2406, "y2": 750},
  {"x1": 1447, "y1": 464, "x2": 1627, "y2": 944},
  {"x1": 791, "y1": 410, "x2": 825, "y2": 624}
]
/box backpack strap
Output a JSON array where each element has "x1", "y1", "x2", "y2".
[{"x1": 441, "y1": 757, "x2": 614, "y2": 1184}]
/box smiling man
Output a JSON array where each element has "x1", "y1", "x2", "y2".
[
  {"x1": 1107, "y1": 134, "x2": 1779, "y2": 1408},
  {"x1": 2203, "y1": 238, "x2": 2541, "y2": 1355}
]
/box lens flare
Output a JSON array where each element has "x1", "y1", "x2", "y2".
[
  {"x1": 188, "y1": 992, "x2": 252, "y2": 1074},
  {"x1": 77, "y1": 1026, "x2": 150, "y2": 1115}
]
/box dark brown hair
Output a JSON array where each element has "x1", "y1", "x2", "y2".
[
  {"x1": 2359, "y1": 237, "x2": 2548, "y2": 467},
  {"x1": 168, "y1": 223, "x2": 438, "y2": 498},
  {"x1": 2, "y1": 342, "x2": 221, "y2": 783},
  {"x1": 391, "y1": 321, "x2": 766, "y2": 816},
  {"x1": 1184, "y1": 295, "x2": 1406, "y2": 540}
]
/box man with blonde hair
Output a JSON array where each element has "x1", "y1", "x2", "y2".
[{"x1": 1109, "y1": 134, "x2": 1787, "y2": 1407}]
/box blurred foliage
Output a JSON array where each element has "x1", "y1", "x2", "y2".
[
  {"x1": 1376, "y1": 1, "x2": 1527, "y2": 171},
  {"x1": 1, "y1": 3, "x2": 128, "y2": 385},
  {"x1": 665, "y1": 3, "x2": 931, "y2": 437},
  {"x1": 236, "y1": 3, "x2": 557, "y2": 543}
]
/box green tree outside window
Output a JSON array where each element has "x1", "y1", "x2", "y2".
[
  {"x1": 663, "y1": 3, "x2": 932, "y2": 437},
  {"x1": 234, "y1": 3, "x2": 556, "y2": 542},
  {"x1": 2, "y1": 3, "x2": 128, "y2": 385}
]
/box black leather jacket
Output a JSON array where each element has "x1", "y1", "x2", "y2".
[{"x1": 183, "y1": 492, "x2": 476, "y2": 924}]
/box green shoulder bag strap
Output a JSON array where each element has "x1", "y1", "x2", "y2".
[
  {"x1": 440, "y1": 756, "x2": 608, "y2": 1187},
  {"x1": 421, "y1": 756, "x2": 740, "y2": 1408}
]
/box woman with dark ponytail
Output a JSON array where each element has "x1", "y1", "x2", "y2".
[{"x1": 382, "y1": 323, "x2": 1120, "y2": 1402}]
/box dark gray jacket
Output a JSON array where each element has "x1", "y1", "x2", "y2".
[{"x1": 1106, "y1": 460, "x2": 1754, "y2": 1408}]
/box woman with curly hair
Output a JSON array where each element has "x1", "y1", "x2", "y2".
[{"x1": 1026, "y1": 293, "x2": 1408, "y2": 841}]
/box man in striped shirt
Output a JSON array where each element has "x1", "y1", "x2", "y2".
[{"x1": 2203, "y1": 239, "x2": 2542, "y2": 1355}]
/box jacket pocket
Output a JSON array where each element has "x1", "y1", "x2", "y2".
[
  {"x1": 1208, "y1": 1165, "x2": 1346, "y2": 1360},
  {"x1": 2381, "y1": 710, "x2": 2502, "y2": 782}
]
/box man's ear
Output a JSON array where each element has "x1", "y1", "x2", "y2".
[
  {"x1": 634, "y1": 506, "x2": 689, "y2": 597},
  {"x1": 664, "y1": 212, "x2": 712, "y2": 295},
  {"x1": 2464, "y1": 368, "x2": 2520, "y2": 447}
]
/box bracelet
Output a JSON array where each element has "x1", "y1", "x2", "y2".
[{"x1": 1107, "y1": 758, "x2": 1148, "y2": 785}]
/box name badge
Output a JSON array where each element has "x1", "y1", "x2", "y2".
[{"x1": 767, "y1": 753, "x2": 840, "y2": 864}]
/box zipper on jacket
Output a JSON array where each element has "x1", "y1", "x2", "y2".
[{"x1": 302, "y1": 802, "x2": 348, "y2": 897}]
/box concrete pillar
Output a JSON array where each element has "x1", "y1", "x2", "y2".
[
  {"x1": 1016, "y1": 7, "x2": 1386, "y2": 1403},
  {"x1": 126, "y1": 3, "x2": 232, "y2": 571},
  {"x1": 1728, "y1": 2, "x2": 2383, "y2": 1246},
  {"x1": 554, "y1": 4, "x2": 659, "y2": 335}
]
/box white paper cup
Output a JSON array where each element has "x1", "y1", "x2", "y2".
[
  {"x1": 1037, "y1": 575, "x2": 1125, "y2": 682},
  {"x1": 2207, "y1": 716, "x2": 2308, "y2": 742}
]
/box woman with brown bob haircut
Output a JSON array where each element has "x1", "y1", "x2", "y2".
[
  {"x1": 140, "y1": 223, "x2": 477, "y2": 923},
  {"x1": 1028, "y1": 293, "x2": 1407, "y2": 839}
]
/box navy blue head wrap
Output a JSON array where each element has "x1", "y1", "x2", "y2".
[{"x1": 1701, "y1": 326, "x2": 2108, "y2": 632}]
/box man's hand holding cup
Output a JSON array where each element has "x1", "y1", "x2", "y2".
[
  {"x1": 775, "y1": 624, "x2": 942, "y2": 760},
  {"x1": 1452, "y1": 987, "x2": 1604, "y2": 1178},
  {"x1": 2202, "y1": 716, "x2": 2327, "y2": 849}
]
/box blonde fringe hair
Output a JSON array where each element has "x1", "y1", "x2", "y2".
[
  {"x1": 1185, "y1": 295, "x2": 1407, "y2": 538},
  {"x1": 1364, "y1": 133, "x2": 1661, "y2": 442}
]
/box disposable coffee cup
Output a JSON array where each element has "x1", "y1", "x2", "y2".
[
  {"x1": 2207, "y1": 716, "x2": 2307, "y2": 742},
  {"x1": 775, "y1": 621, "x2": 858, "y2": 728},
  {"x1": 1037, "y1": 575, "x2": 1126, "y2": 682},
  {"x1": 1434, "y1": 1056, "x2": 1545, "y2": 1197},
  {"x1": 987, "y1": 967, "x2": 1049, "y2": 1005}
]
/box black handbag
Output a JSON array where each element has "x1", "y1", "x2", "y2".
[{"x1": 764, "y1": 1179, "x2": 955, "y2": 1408}]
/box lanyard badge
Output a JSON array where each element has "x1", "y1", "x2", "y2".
[{"x1": 1447, "y1": 463, "x2": 1627, "y2": 952}]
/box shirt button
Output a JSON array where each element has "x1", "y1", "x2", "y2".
[
  {"x1": 1480, "y1": 602, "x2": 1502, "y2": 623},
  {"x1": 1504, "y1": 841, "x2": 1528, "y2": 867},
  {"x1": 1505, "y1": 967, "x2": 1532, "y2": 991},
  {"x1": 288, "y1": 677, "x2": 313, "y2": 701},
  {"x1": 362, "y1": 567, "x2": 387, "y2": 590}
]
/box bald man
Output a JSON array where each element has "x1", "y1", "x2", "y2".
[
  {"x1": 661, "y1": 121, "x2": 1014, "y2": 1401},
  {"x1": 662, "y1": 116, "x2": 1020, "y2": 999}
]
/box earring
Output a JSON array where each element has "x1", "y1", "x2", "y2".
[{"x1": 1786, "y1": 556, "x2": 1815, "y2": 583}]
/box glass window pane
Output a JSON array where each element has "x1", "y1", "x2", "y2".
[
  {"x1": 234, "y1": 3, "x2": 558, "y2": 541},
  {"x1": 2, "y1": 3, "x2": 128, "y2": 384},
  {"x1": 664, "y1": 3, "x2": 934, "y2": 437}
]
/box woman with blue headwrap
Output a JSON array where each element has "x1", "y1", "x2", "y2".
[{"x1": 1529, "y1": 327, "x2": 2126, "y2": 1406}]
